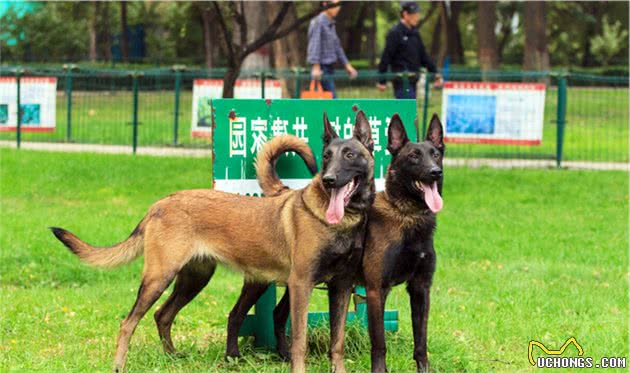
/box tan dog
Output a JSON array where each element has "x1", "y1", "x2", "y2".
[{"x1": 51, "y1": 111, "x2": 375, "y2": 373}]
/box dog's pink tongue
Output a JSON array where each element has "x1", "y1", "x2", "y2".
[
  {"x1": 421, "y1": 181, "x2": 443, "y2": 213},
  {"x1": 325, "y1": 184, "x2": 350, "y2": 224}
]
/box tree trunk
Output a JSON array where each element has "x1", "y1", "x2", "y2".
[
  {"x1": 267, "y1": 2, "x2": 301, "y2": 97},
  {"x1": 222, "y1": 63, "x2": 243, "y2": 98},
  {"x1": 340, "y1": 3, "x2": 367, "y2": 60},
  {"x1": 445, "y1": 2, "x2": 464, "y2": 65},
  {"x1": 476, "y1": 1, "x2": 499, "y2": 71},
  {"x1": 580, "y1": 3, "x2": 598, "y2": 67},
  {"x1": 89, "y1": 2, "x2": 99, "y2": 62},
  {"x1": 213, "y1": 1, "x2": 325, "y2": 98},
  {"x1": 523, "y1": 2, "x2": 549, "y2": 71},
  {"x1": 335, "y1": 3, "x2": 355, "y2": 58},
  {"x1": 430, "y1": 7, "x2": 442, "y2": 58},
  {"x1": 200, "y1": 6, "x2": 213, "y2": 68},
  {"x1": 101, "y1": 2, "x2": 113, "y2": 62},
  {"x1": 431, "y1": 3, "x2": 448, "y2": 67},
  {"x1": 120, "y1": 1, "x2": 129, "y2": 62},
  {"x1": 368, "y1": 2, "x2": 377, "y2": 67},
  {"x1": 240, "y1": 1, "x2": 271, "y2": 71}
]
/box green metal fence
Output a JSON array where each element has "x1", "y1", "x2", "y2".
[{"x1": 0, "y1": 66, "x2": 627, "y2": 167}]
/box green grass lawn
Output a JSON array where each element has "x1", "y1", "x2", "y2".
[
  {"x1": 1, "y1": 149, "x2": 628, "y2": 372},
  {"x1": 0, "y1": 83, "x2": 627, "y2": 162}
]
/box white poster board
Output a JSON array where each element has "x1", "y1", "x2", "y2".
[
  {"x1": 441, "y1": 81, "x2": 545, "y2": 145},
  {"x1": 191, "y1": 79, "x2": 282, "y2": 138},
  {"x1": 0, "y1": 77, "x2": 57, "y2": 132}
]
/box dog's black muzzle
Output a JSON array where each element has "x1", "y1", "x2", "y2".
[{"x1": 429, "y1": 166, "x2": 442, "y2": 181}]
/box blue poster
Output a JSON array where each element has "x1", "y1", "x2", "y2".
[
  {"x1": 21, "y1": 104, "x2": 41, "y2": 125},
  {"x1": 445, "y1": 95, "x2": 496, "y2": 135}
]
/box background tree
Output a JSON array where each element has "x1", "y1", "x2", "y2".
[
  {"x1": 430, "y1": 2, "x2": 447, "y2": 66},
  {"x1": 0, "y1": 1, "x2": 627, "y2": 71},
  {"x1": 1, "y1": 3, "x2": 89, "y2": 61},
  {"x1": 211, "y1": 1, "x2": 338, "y2": 98},
  {"x1": 88, "y1": 2, "x2": 99, "y2": 62},
  {"x1": 239, "y1": 2, "x2": 271, "y2": 71},
  {"x1": 476, "y1": 1, "x2": 499, "y2": 71},
  {"x1": 266, "y1": 1, "x2": 304, "y2": 96},
  {"x1": 495, "y1": 2, "x2": 518, "y2": 62},
  {"x1": 445, "y1": 1, "x2": 465, "y2": 65},
  {"x1": 334, "y1": 2, "x2": 378, "y2": 67},
  {"x1": 98, "y1": 2, "x2": 113, "y2": 62},
  {"x1": 523, "y1": 1, "x2": 549, "y2": 71},
  {"x1": 120, "y1": 1, "x2": 129, "y2": 62},
  {"x1": 195, "y1": 2, "x2": 215, "y2": 68},
  {"x1": 590, "y1": 16, "x2": 629, "y2": 67}
]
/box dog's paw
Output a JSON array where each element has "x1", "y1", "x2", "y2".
[
  {"x1": 224, "y1": 351, "x2": 242, "y2": 361},
  {"x1": 167, "y1": 350, "x2": 187, "y2": 359},
  {"x1": 277, "y1": 347, "x2": 291, "y2": 361},
  {"x1": 416, "y1": 360, "x2": 430, "y2": 373}
]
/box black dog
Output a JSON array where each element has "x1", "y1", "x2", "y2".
[{"x1": 361, "y1": 113, "x2": 444, "y2": 372}]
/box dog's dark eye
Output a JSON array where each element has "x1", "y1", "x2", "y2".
[
  {"x1": 323, "y1": 152, "x2": 331, "y2": 161},
  {"x1": 432, "y1": 152, "x2": 440, "y2": 159},
  {"x1": 409, "y1": 152, "x2": 419, "y2": 160},
  {"x1": 345, "y1": 152, "x2": 355, "y2": 160}
]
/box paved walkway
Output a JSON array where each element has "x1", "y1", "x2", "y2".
[
  {"x1": 0, "y1": 140, "x2": 212, "y2": 158},
  {"x1": 1, "y1": 140, "x2": 627, "y2": 171},
  {"x1": 444, "y1": 158, "x2": 628, "y2": 171}
]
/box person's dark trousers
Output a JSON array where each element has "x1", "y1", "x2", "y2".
[
  {"x1": 393, "y1": 81, "x2": 417, "y2": 99},
  {"x1": 320, "y1": 64, "x2": 337, "y2": 98}
]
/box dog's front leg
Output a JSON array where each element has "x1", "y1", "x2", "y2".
[
  {"x1": 407, "y1": 273, "x2": 433, "y2": 372},
  {"x1": 327, "y1": 278, "x2": 353, "y2": 373},
  {"x1": 407, "y1": 277, "x2": 431, "y2": 372},
  {"x1": 288, "y1": 275, "x2": 314, "y2": 373},
  {"x1": 366, "y1": 283, "x2": 388, "y2": 373}
]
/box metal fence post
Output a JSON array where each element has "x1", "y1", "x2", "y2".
[
  {"x1": 556, "y1": 73, "x2": 567, "y2": 168},
  {"x1": 294, "y1": 68, "x2": 302, "y2": 98},
  {"x1": 64, "y1": 64, "x2": 74, "y2": 142},
  {"x1": 172, "y1": 67, "x2": 182, "y2": 146},
  {"x1": 401, "y1": 73, "x2": 410, "y2": 97},
  {"x1": 132, "y1": 73, "x2": 139, "y2": 154},
  {"x1": 260, "y1": 70, "x2": 266, "y2": 98},
  {"x1": 15, "y1": 69, "x2": 22, "y2": 149},
  {"x1": 421, "y1": 71, "x2": 431, "y2": 137}
]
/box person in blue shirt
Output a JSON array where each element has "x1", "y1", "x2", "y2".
[
  {"x1": 377, "y1": 1, "x2": 443, "y2": 99},
  {"x1": 307, "y1": 0, "x2": 357, "y2": 98}
]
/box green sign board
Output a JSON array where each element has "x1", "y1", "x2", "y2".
[
  {"x1": 211, "y1": 99, "x2": 411, "y2": 347},
  {"x1": 212, "y1": 99, "x2": 418, "y2": 194}
]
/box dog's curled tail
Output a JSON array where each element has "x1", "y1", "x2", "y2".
[
  {"x1": 255, "y1": 135, "x2": 318, "y2": 196},
  {"x1": 50, "y1": 217, "x2": 146, "y2": 268}
]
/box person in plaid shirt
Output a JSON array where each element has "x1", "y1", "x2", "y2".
[{"x1": 307, "y1": 0, "x2": 357, "y2": 98}]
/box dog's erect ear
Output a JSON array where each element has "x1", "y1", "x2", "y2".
[
  {"x1": 322, "y1": 112, "x2": 339, "y2": 148},
  {"x1": 353, "y1": 110, "x2": 374, "y2": 153},
  {"x1": 387, "y1": 114, "x2": 409, "y2": 157},
  {"x1": 425, "y1": 113, "x2": 444, "y2": 151}
]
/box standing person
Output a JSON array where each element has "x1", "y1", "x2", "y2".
[
  {"x1": 307, "y1": 0, "x2": 358, "y2": 98},
  {"x1": 377, "y1": 1, "x2": 443, "y2": 99}
]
